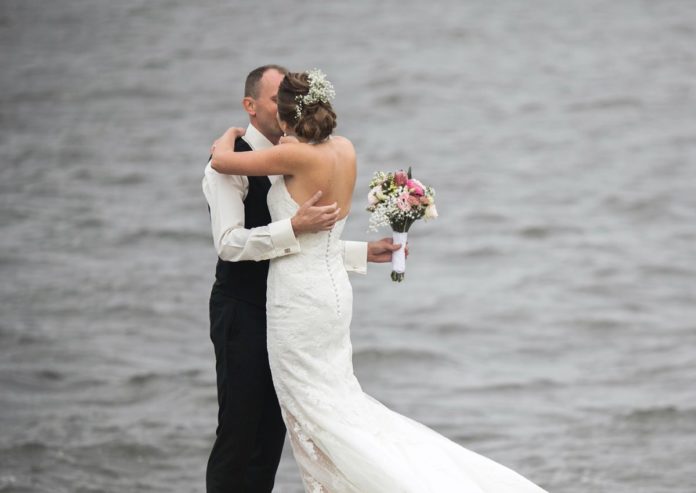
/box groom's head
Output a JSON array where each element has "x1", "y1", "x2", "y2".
[{"x1": 243, "y1": 64, "x2": 288, "y2": 145}]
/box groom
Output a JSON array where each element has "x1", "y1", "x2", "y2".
[{"x1": 202, "y1": 64, "x2": 402, "y2": 493}]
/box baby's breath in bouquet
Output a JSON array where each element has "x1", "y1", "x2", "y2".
[{"x1": 367, "y1": 167, "x2": 437, "y2": 282}]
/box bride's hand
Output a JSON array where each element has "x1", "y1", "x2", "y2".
[
  {"x1": 367, "y1": 237, "x2": 408, "y2": 263},
  {"x1": 221, "y1": 126, "x2": 246, "y2": 141},
  {"x1": 211, "y1": 127, "x2": 246, "y2": 155}
]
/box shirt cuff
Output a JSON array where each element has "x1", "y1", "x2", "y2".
[
  {"x1": 343, "y1": 241, "x2": 368, "y2": 275},
  {"x1": 268, "y1": 218, "x2": 301, "y2": 256}
]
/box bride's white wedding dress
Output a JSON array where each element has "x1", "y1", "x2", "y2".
[{"x1": 266, "y1": 176, "x2": 548, "y2": 493}]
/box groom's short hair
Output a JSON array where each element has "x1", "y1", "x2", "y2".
[{"x1": 244, "y1": 64, "x2": 289, "y2": 98}]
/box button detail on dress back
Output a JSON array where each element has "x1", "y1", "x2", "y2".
[{"x1": 325, "y1": 229, "x2": 341, "y2": 318}]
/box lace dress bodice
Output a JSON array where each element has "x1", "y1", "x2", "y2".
[
  {"x1": 266, "y1": 176, "x2": 351, "y2": 325},
  {"x1": 267, "y1": 175, "x2": 348, "y2": 256}
]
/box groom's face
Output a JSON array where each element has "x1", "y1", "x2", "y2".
[{"x1": 248, "y1": 69, "x2": 285, "y2": 143}]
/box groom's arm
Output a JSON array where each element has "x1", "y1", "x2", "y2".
[{"x1": 203, "y1": 162, "x2": 299, "y2": 261}]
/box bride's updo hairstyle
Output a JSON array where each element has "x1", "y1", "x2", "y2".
[{"x1": 277, "y1": 69, "x2": 337, "y2": 142}]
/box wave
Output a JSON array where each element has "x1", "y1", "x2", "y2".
[
  {"x1": 115, "y1": 227, "x2": 211, "y2": 245},
  {"x1": 455, "y1": 378, "x2": 562, "y2": 393},
  {"x1": 565, "y1": 97, "x2": 643, "y2": 113},
  {"x1": 514, "y1": 224, "x2": 582, "y2": 239},
  {"x1": 619, "y1": 405, "x2": 696, "y2": 422},
  {"x1": 353, "y1": 347, "x2": 451, "y2": 365},
  {"x1": 73, "y1": 439, "x2": 166, "y2": 459},
  {"x1": 75, "y1": 85, "x2": 170, "y2": 103},
  {"x1": 126, "y1": 368, "x2": 202, "y2": 387},
  {"x1": 97, "y1": 172, "x2": 147, "y2": 186},
  {"x1": 458, "y1": 245, "x2": 505, "y2": 258},
  {"x1": 0, "y1": 440, "x2": 49, "y2": 456},
  {"x1": 0, "y1": 368, "x2": 106, "y2": 392}
]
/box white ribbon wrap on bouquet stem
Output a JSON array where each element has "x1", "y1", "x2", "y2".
[{"x1": 392, "y1": 231, "x2": 408, "y2": 274}]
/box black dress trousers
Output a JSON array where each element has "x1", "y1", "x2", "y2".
[
  {"x1": 206, "y1": 139, "x2": 286, "y2": 492},
  {"x1": 206, "y1": 295, "x2": 286, "y2": 493}
]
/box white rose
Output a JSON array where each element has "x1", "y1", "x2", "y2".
[
  {"x1": 368, "y1": 187, "x2": 380, "y2": 205},
  {"x1": 425, "y1": 204, "x2": 438, "y2": 219},
  {"x1": 375, "y1": 189, "x2": 387, "y2": 201}
]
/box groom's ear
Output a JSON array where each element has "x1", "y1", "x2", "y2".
[{"x1": 242, "y1": 97, "x2": 256, "y2": 117}]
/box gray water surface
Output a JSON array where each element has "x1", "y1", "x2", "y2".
[{"x1": 2, "y1": 0, "x2": 696, "y2": 491}]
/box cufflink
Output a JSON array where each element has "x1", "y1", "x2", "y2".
[{"x1": 284, "y1": 248, "x2": 291, "y2": 254}]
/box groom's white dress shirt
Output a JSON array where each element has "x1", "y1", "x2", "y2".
[{"x1": 202, "y1": 123, "x2": 367, "y2": 273}]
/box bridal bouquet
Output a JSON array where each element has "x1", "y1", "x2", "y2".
[{"x1": 366, "y1": 167, "x2": 437, "y2": 282}]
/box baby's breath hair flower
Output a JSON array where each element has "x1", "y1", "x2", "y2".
[{"x1": 295, "y1": 68, "x2": 336, "y2": 120}]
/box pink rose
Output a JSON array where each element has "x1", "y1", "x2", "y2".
[
  {"x1": 394, "y1": 171, "x2": 408, "y2": 186},
  {"x1": 406, "y1": 179, "x2": 424, "y2": 196},
  {"x1": 407, "y1": 195, "x2": 420, "y2": 206},
  {"x1": 419, "y1": 195, "x2": 430, "y2": 205},
  {"x1": 397, "y1": 191, "x2": 411, "y2": 211}
]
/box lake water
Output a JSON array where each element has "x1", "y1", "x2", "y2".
[{"x1": 1, "y1": 0, "x2": 696, "y2": 491}]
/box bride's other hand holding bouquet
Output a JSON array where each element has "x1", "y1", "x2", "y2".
[{"x1": 366, "y1": 167, "x2": 437, "y2": 282}]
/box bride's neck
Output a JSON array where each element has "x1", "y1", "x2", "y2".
[
  {"x1": 284, "y1": 129, "x2": 331, "y2": 145},
  {"x1": 299, "y1": 136, "x2": 331, "y2": 145}
]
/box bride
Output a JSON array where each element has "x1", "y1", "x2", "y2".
[{"x1": 211, "y1": 70, "x2": 548, "y2": 493}]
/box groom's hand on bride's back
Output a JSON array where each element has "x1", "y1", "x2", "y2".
[
  {"x1": 367, "y1": 238, "x2": 409, "y2": 263},
  {"x1": 291, "y1": 191, "x2": 341, "y2": 234}
]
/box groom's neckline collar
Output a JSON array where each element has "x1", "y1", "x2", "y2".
[{"x1": 242, "y1": 123, "x2": 273, "y2": 151}]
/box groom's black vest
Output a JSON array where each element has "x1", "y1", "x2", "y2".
[{"x1": 211, "y1": 137, "x2": 272, "y2": 307}]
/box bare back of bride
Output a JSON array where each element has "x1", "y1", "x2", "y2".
[{"x1": 211, "y1": 70, "x2": 548, "y2": 493}]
